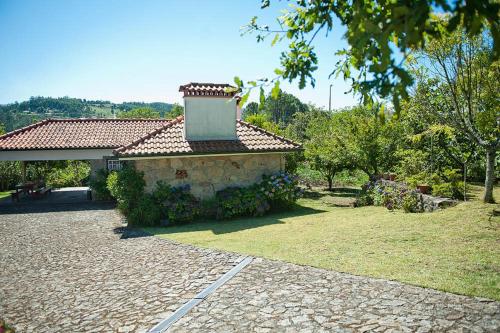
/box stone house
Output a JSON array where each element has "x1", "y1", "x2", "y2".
[{"x1": 0, "y1": 83, "x2": 301, "y2": 198}]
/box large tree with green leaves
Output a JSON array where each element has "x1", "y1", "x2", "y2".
[
  {"x1": 410, "y1": 26, "x2": 499, "y2": 202},
  {"x1": 237, "y1": 0, "x2": 499, "y2": 110}
]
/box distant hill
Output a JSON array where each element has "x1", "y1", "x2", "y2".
[{"x1": 0, "y1": 97, "x2": 174, "y2": 131}]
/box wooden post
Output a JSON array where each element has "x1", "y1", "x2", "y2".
[{"x1": 22, "y1": 161, "x2": 27, "y2": 183}]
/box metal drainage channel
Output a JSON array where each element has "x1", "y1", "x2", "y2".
[{"x1": 148, "y1": 256, "x2": 254, "y2": 333}]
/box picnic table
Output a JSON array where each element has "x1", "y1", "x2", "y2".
[{"x1": 11, "y1": 181, "x2": 52, "y2": 202}]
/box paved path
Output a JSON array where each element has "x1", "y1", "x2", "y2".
[
  {"x1": 0, "y1": 204, "x2": 242, "y2": 332},
  {"x1": 1, "y1": 205, "x2": 499, "y2": 332},
  {"x1": 171, "y1": 258, "x2": 500, "y2": 332}
]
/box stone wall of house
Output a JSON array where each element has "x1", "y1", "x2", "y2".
[{"x1": 133, "y1": 153, "x2": 284, "y2": 199}]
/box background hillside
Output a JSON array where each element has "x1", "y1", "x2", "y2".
[{"x1": 0, "y1": 97, "x2": 174, "y2": 131}]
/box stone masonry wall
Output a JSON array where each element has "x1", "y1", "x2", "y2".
[{"x1": 133, "y1": 153, "x2": 284, "y2": 199}]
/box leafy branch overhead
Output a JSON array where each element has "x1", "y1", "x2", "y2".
[{"x1": 237, "y1": 0, "x2": 499, "y2": 111}]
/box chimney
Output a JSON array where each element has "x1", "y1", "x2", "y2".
[{"x1": 179, "y1": 83, "x2": 239, "y2": 141}]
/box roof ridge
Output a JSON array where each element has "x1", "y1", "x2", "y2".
[
  {"x1": 0, "y1": 118, "x2": 52, "y2": 141},
  {"x1": 237, "y1": 119, "x2": 302, "y2": 148},
  {"x1": 46, "y1": 118, "x2": 172, "y2": 122},
  {"x1": 114, "y1": 116, "x2": 184, "y2": 154}
]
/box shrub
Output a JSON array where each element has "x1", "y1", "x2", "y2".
[
  {"x1": 215, "y1": 171, "x2": 302, "y2": 220},
  {"x1": 260, "y1": 171, "x2": 303, "y2": 205},
  {"x1": 152, "y1": 182, "x2": 200, "y2": 223},
  {"x1": 127, "y1": 195, "x2": 161, "y2": 227},
  {"x1": 45, "y1": 161, "x2": 90, "y2": 188},
  {"x1": 89, "y1": 168, "x2": 113, "y2": 200},
  {"x1": 215, "y1": 186, "x2": 270, "y2": 219},
  {"x1": 106, "y1": 165, "x2": 145, "y2": 214},
  {"x1": 360, "y1": 180, "x2": 424, "y2": 213}
]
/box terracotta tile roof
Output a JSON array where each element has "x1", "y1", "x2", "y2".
[
  {"x1": 179, "y1": 82, "x2": 239, "y2": 97},
  {"x1": 114, "y1": 116, "x2": 301, "y2": 157},
  {"x1": 0, "y1": 118, "x2": 173, "y2": 150}
]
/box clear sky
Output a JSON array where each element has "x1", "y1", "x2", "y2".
[{"x1": 0, "y1": 0, "x2": 358, "y2": 109}]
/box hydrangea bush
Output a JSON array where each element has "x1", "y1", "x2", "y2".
[
  {"x1": 215, "y1": 171, "x2": 303, "y2": 220},
  {"x1": 357, "y1": 180, "x2": 424, "y2": 213}
]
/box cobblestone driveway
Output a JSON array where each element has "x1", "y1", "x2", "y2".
[
  {"x1": 1, "y1": 204, "x2": 499, "y2": 332},
  {"x1": 0, "y1": 204, "x2": 242, "y2": 332},
  {"x1": 171, "y1": 258, "x2": 500, "y2": 332}
]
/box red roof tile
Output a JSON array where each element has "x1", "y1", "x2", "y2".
[
  {"x1": 114, "y1": 116, "x2": 301, "y2": 157},
  {"x1": 179, "y1": 82, "x2": 239, "y2": 97},
  {"x1": 0, "y1": 118, "x2": 174, "y2": 150}
]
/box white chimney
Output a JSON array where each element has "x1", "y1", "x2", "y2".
[{"x1": 179, "y1": 83, "x2": 239, "y2": 141}]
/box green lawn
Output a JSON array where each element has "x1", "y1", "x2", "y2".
[
  {"x1": 147, "y1": 185, "x2": 500, "y2": 300},
  {"x1": 0, "y1": 191, "x2": 11, "y2": 199}
]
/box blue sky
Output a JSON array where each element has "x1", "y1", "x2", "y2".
[{"x1": 0, "y1": 0, "x2": 358, "y2": 108}]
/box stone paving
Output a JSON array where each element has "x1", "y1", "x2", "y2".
[
  {"x1": 171, "y1": 258, "x2": 500, "y2": 332},
  {"x1": 1, "y1": 204, "x2": 499, "y2": 332},
  {"x1": 0, "y1": 204, "x2": 242, "y2": 332}
]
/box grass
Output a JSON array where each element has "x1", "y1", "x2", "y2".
[
  {"x1": 0, "y1": 191, "x2": 11, "y2": 199},
  {"x1": 147, "y1": 185, "x2": 500, "y2": 301}
]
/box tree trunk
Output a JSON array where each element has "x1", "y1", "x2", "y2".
[
  {"x1": 326, "y1": 174, "x2": 333, "y2": 191},
  {"x1": 483, "y1": 148, "x2": 496, "y2": 203}
]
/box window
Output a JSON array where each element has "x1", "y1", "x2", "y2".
[{"x1": 107, "y1": 160, "x2": 123, "y2": 171}]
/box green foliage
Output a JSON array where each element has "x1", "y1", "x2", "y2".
[
  {"x1": 106, "y1": 165, "x2": 145, "y2": 214},
  {"x1": 359, "y1": 180, "x2": 424, "y2": 213},
  {"x1": 0, "y1": 162, "x2": 21, "y2": 191},
  {"x1": 89, "y1": 169, "x2": 113, "y2": 200},
  {"x1": 0, "y1": 122, "x2": 5, "y2": 135},
  {"x1": 0, "y1": 97, "x2": 173, "y2": 131},
  {"x1": 245, "y1": 114, "x2": 269, "y2": 128},
  {"x1": 127, "y1": 195, "x2": 161, "y2": 227},
  {"x1": 240, "y1": 1, "x2": 498, "y2": 112},
  {"x1": 431, "y1": 169, "x2": 465, "y2": 200},
  {"x1": 261, "y1": 91, "x2": 308, "y2": 125},
  {"x1": 151, "y1": 182, "x2": 200, "y2": 223},
  {"x1": 242, "y1": 102, "x2": 259, "y2": 120},
  {"x1": 215, "y1": 171, "x2": 302, "y2": 220},
  {"x1": 117, "y1": 107, "x2": 160, "y2": 119},
  {"x1": 45, "y1": 161, "x2": 90, "y2": 188},
  {"x1": 215, "y1": 186, "x2": 270, "y2": 220},
  {"x1": 168, "y1": 103, "x2": 184, "y2": 118}
]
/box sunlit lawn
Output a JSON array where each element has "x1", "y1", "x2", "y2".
[
  {"x1": 146, "y1": 185, "x2": 500, "y2": 300},
  {"x1": 0, "y1": 191, "x2": 11, "y2": 199}
]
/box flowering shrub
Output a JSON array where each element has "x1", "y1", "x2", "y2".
[
  {"x1": 260, "y1": 171, "x2": 304, "y2": 205},
  {"x1": 152, "y1": 182, "x2": 200, "y2": 223},
  {"x1": 357, "y1": 180, "x2": 424, "y2": 213},
  {"x1": 216, "y1": 171, "x2": 303, "y2": 220}
]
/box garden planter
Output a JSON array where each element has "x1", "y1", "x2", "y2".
[{"x1": 417, "y1": 184, "x2": 430, "y2": 194}]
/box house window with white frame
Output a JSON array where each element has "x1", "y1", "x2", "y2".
[{"x1": 107, "y1": 159, "x2": 123, "y2": 171}]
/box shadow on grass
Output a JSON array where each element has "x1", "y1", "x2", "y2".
[{"x1": 147, "y1": 204, "x2": 327, "y2": 235}]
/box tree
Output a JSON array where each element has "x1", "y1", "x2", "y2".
[
  {"x1": 239, "y1": 0, "x2": 499, "y2": 111},
  {"x1": 411, "y1": 27, "x2": 499, "y2": 202},
  {"x1": 117, "y1": 107, "x2": 160, "y2": 119},
  {"x1": 242, "y1": 102, "x2": 260, "y2": 120},
  {"x1": 262, "y1": 91, "x2": 308, "y2": 125},
  {"x1": 168, "y1": 103, "x2": 184, "y2": 118},
  {"x1": 0, "y1": 122, "x2": 5, "y2": 135},
  {"x1": 305, "y1": 111, "x2": 354, "y2": 190}
]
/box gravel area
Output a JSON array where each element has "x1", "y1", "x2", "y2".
[
  {"x1": 1, "y1": 203, "x2": 499, "y2": 332},
  {"x1": 0, "y1": 204, "x2": 242, "y2": 332},
  {"x1": 170, "y1": 257, "x2": 500, "y2": 332}
]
